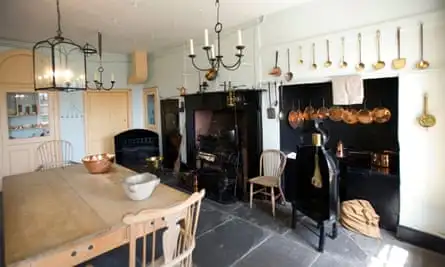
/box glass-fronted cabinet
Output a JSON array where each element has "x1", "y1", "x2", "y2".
[
  {"x1": 7, "y1": 92, "x2": 50, "y2": 139},
  {"x1": 143, "y1": 88, "x2": 158, "y2": 131}
]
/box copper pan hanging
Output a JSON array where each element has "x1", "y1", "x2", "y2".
[
  {"x1": 316, "y1": 98, "x2": 329, "y2": 120},
  {"x1": 372, "y1": 102, "x2": 391, "y2": 123},
  {"x1": 357, "y1": 99, "x2": 373, "y2": 124},
  {"x1": 342, "y1": 108, "x2": 359, "y2": 124},
  {"x1": 328, "y1": 106, "x2": 344, "y2": 122},
  {"x1": 303, "y1": 101, "x2": 316, "y2": 120},
  {"x1": 288, "y1": 100, "x2": 304, "y2": 129}
]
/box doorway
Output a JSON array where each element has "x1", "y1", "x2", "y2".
[
  {"x1": 84, "y1": 90, "x2": 131, "y2": 155},
  {"x1": 160, "y1": 99, "x2": 180, "y2": 169}
]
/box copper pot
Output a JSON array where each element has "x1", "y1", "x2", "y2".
[{"x1": 371, "y1": 152, "x2": 390, "y2": 168}]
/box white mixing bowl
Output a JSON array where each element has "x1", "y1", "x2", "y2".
[{"x1": 122, "y1": 172, "x2": 160, "y2": 201}]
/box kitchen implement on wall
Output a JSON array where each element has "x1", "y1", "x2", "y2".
[
  {"x1": 284, "y1": 48, "x2": 294, "y2": 82},
  {"x1": 269, "y1": 50, "x2": 282, "y2": 76},
  {"x1": 372, "y1": 103, "x2": 391, "y2": 124},
  {"x1": 273, "y1": 81, "x2": 279, "y2": 106},
  {"x1": 418, "y1": 93, "x2": 436, "y2": 128},
  {"x1": 342, "y1": 109, "x2": 358, "y2": 124},
  {"x1": 328, "y1": 106, "x2": 344, "y2": 122},
  {"x1": 324, "y1": 39, "x2": 332, "y2": 68},
  {"x1": 357, "y1": 99, "x2": 373, "y2": 124},
  {"x1": 356, "y1": 33, "x2": 365, "y2": 71},
  {"x1": 371, "y1": 151, "x2": 396, "y2": 168},
  {"x1": 298, "y1": 45, "x2": 304, "y2": 64},
  {"x1": 288, "y1": 100, "x2": 304, "y2": 129},
  {"x1": 373, "y1": 30, "x2": 386, "y2": 70},
  {"x1": 392, "y1": 27, "x2": 406, "y2": 69},
  {"x1": 205, "y1": 68, "x2": 217, "y2": 81},
  {"x1": 316, "y1": 98, "x2": 329, "y2": 119},
  {"x1": 311, "y1": 43, "x2": 318, "y2": 69},
  {"x1": 266, "y1": 82, "x2": 276, "y2": 119},
  {"x1": 278, "y1": 81, "x2": 285, "y2": 120},
  {"x1": 303, "y1": 101, "x2": 316, "y2": 120},
  {"x1": 340, "y1": 37, "x2": 348, "y2": 68},
  {"x1": 416, "y1": 22, "x2": 430, "y2": 70}
]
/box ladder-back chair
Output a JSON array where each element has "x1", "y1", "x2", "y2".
[
  {"x1": 123, "y1": 190, "x2": 205, "y2": 267},
  {"x1": 249, "y1": 149, "x2": 287, "y2": 217},
  {"x1": 36, "y1": 140, "x2": 76, "y2": 171}
]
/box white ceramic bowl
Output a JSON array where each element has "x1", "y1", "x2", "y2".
[{"x1": 122, "y1": 173, "x2": 160, "y2": 201}]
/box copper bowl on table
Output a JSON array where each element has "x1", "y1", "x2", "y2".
[{"x1": 82, "y1": 153, "x2": 115, "y2": 174}]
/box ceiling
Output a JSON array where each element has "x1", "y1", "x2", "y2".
[{"x1": 0, "y1": 0, "x2": 313, "y2": 54}]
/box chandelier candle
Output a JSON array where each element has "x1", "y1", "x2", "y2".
[{"x1": 188, "y1": 0, "x2": 246, "y2": 74}]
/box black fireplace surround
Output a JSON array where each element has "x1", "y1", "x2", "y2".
[
  {"x1": 114, "y1": 129, "x2": 160, "y2": 172},
  {"x1": 185, "y1": 90, "x2": 263, "y2": 200}
]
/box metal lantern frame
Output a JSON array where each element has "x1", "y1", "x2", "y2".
[{"x1": 32, "y1": 0, "x2": 97, "y2": 92}]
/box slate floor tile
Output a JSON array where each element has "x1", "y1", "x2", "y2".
[
  {"x1": 202, "y1": 198, "x2": 243, "y2": 213},
  {"x1": 197, "y1": 205, "x2": 232, "y2": 236},
  {"x1": 310, "y1": 253, "x2": 369, "y2": 267},
  {"x1": 193, "y1": 218, "x2": 271, "y2": 267},
  {"x1": 230, "y1": 202, "x2": 292, "y2": 234},
  {"x1": 284, "y1": 218, "x2": 368, "y2": 262},
  {"x1": 233, "y1": 235, "x2": 319, "y2": 267}
]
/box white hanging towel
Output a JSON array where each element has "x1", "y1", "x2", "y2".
[
  {"x1": 345, "y1": 75, "x2": 364, "y2": 105},
  {"x1": 331, "y1": 76, "x2": 349, "y2": 105}
]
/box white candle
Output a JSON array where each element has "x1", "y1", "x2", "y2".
[
  {"x1": 237, "y1": 30, "x2": 243, "y2": 46},
  {"x1": 204, "y1": 29, "x2": 209, "y2": 47},
  {"x1": 189, "y1": 39, "x2": 195, "y2": 55},
  {"x1": 94, "y1": 71, "x2": 99, "y2": 81},
  {"x1": 210, "y1": 45, "x2": 215, "y2": 59},
  {"x1": 111, "y1": 73, "x2": 115, "y2": 82}
]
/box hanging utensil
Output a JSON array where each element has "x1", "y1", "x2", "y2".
[
  {"x1": 311, "y1": 43, "x2": 318, "y2": 69},
  {"x1": 373, "y1": 30, "x2": 386, "y2": 70},
  {"x1": 205, "y1": 68, "x2": 217, "y2": 81},
  {"x1": 418, "y1": 93, "x2": 436, "y2": 128},
  {"x1": 342, "y1": 108, "x2": 359, "y2": 124},
  {"x1": 329, "y1": 106, "x2": 344, "y2": 122},
  {"x1": 278, "y1": 81, "x2": 285, "y2": 120},
  {"x1": 269, "y1": 50, "x2": 282, "y2": 76},
  {"x1": 266, "y1": 82, "x2": 276, "y2": 119},
  {"x1": 372, "y1": 102, "x2": 391, "y2": 123},
  {"x1": 340, "y1": 37, "x2": 348, "y2": 68},
  {"x1": 316, "y1": 98, "x2": 329, "y2": 119},
  {"x1": 273, "y1": 81, "x2": 278, "y2": 106},
  {"x1": 392, "y1": 27, "x2": 406, "y2": 69},
  {"x1": 357, "y1": 99, "x2": 373, "y2": 124},
  {"x1": 303, "y1": 101, "x2": 316, "y2": 120},
  {"x1": 324, "y1": 39, "x2": 332, "y2": 68},
  {"x1": 416, "y1": 23, "x2": 430, "y2": 70},
  {"x1": 284, "y1": 48, "x2": 294, "y2": 82},
  {"x1": 356, "y1": 33, "x2": 365, "y2": 71},
  {"x1": 298, "y1": 45, "x2": 304, "y2": 64},
  {"x1": 288, "y1": 100, "x2": 303, "y2": 129}
]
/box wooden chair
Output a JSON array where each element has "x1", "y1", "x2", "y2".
[
  {"x1": 249, "y1": 149, "x2": 287, "y2": 217},
  {"x1": 123, "y1": 190, "x2": 205, "y2": 267},
  {"x1": 36, "y1": 140, "x2": 77, "y2": 171}
]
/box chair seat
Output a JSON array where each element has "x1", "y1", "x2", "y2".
[{"x1": 249, "y1": 176, "x2": 279, "y2": 187}]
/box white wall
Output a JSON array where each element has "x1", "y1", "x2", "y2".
[{"x1": 147, "y1": 0, "x2": 445, "y2": 238}]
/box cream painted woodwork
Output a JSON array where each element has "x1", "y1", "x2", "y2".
[
  {"x1": 3, "y1": 164, "x2": 189, "y2": 267},
  {"x1": 0, "y1": 49, "x2": 59, "y2": 181},
  {"x1": 84, "y1": 90, "x2": 131, "y2": 155},
  {"x1": 143, "y1": 87, "x2": 159, "y2": 132}
]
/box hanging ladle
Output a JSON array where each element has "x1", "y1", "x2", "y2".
[
  {"x1": 284, "y1": 48, "x2": 293, "y2": 82},
  {"x1": 298, "y1": 45, "x2": 304, "y2": 64},
  {"x1": 340, "y1": 37, "x2": 348, "y2": 68},
  {"x1": 324, "y1": 39, "x2": 332, "y2": 68},
  {"x1": 416, "y1": 22, "x2": 430, "y2": 70},
  {"x1": 356, "y1": 33, "x2": 365, "y2": 71},
  {"x1": 373, "y1": 30, "x2": 386, "y2": 70},
  {"x1": 311, "y1": 43, "x2": 318, "y2": 69}
]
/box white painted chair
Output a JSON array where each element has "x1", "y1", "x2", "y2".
[
  {"x1": 248, "y1": 149, "x2": 287, "y2": 217},
  {"x1": 123, "y1": 190, "x2": 205, "y2": 267},
  {"x1": 36, "y1": 140, "x2": 76, "y2": 171}
]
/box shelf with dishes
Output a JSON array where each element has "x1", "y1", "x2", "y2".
[{"x1": 8, "y1": 123, "x2": 49, "y2": 131}]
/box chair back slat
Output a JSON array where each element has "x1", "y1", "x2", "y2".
[
  {"x1": 259, "y1": 149, "x2": 287, "y2": 178},
  {"x1": 37, "y1": 140, "x2": 74, "y2": 170},
  {"x1": 123, "y1": 190, "x2": 205, "y2": 267}
]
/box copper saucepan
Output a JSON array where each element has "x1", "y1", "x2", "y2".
[
  {"x1": 342, "y1": 108, "x2": 358, "y2": 124},
  {"x1": 372, "y1": 105, "x2": 391, "y2": 123},
  {"x1": 357, "y1": 99, "x2": 373, "y2": 124},
  {"x1": 329, "y1": 106, "x2": 344, "y2": 122}
]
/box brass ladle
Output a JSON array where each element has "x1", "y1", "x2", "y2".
[
  {"x1": 311, "y1": 43, "x2": 317, "y2": 69},
  {"x1": 356, "y1": 33, "x2": 365, "y2": 71},
  {"x1": 416, "y1": 22, "x2": 430, "y2": 70},
  {"x1": 373, "y1": 30, "x2": 386, "y2": 70},
  {"x1": 298, "y1": 45, "x2": 304, "y2": 64},
  {"x1": 324, "y1": 39, "x2": 332, "y2": 68},
  {"x1": 340, "y1": 37, "x2": 348, "y2": 68}
]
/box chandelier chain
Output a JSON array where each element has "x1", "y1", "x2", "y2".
[{"x1": 56, "y1": 0, "x2": 62, "y2": 37}]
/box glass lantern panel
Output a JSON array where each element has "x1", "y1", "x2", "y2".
[
  {"x1": 146, "y1": 94, "x2": 156, "y2": 126},
  {"x1": 53, "y1": 43, "x2": 86, "y2": 89},
  {"x1": 7, "y1": 92, "x2": 50, "y2": 140}
]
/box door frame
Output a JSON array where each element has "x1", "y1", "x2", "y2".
[
  {"x1": 142, "y1": 87, "x2": 159, "y2": 132},
  {"x1": 83, "y1": 89, "x2": 133, "y2": 155}
]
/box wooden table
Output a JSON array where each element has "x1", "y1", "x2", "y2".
[{"x1": 3, "y1": 165, "x2": 189, "y2": 267}]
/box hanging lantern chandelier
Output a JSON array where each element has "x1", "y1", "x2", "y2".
[
  {"x1": 188, "y1": 0, "x2": 246, "y2": 76},
  {"x1": 86, "y1": 32, "x2": 116, "y2": 90},
  {"x1": 33, "y1": 0, "x2": 97, "y2": 91}
]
